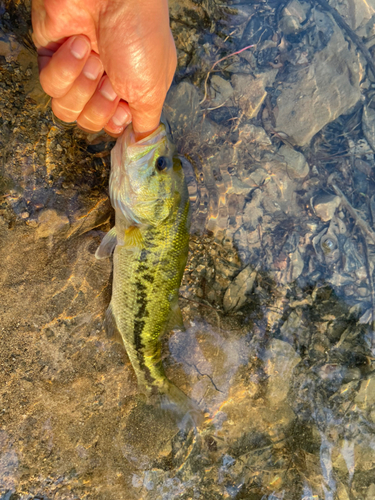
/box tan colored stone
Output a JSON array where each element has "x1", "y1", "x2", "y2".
[{"x1": 36, "y1": 209, "x2": 70, "y2": 238}]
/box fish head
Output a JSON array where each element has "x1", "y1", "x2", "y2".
[{"x1": 110, "y1": 122, "x2": 187, "y2": 226}]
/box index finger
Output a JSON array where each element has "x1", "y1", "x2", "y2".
[{"x1": 39, "y1": 35, "x2": 91, "y2": 99}]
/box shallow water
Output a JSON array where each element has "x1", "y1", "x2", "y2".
[{"x1": 1, "y1": 0, "x2": 375, "y2": 498}]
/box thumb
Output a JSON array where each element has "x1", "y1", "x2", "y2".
[{"x1": 129, "y1": 102, "x2": 164, "y2": 136}]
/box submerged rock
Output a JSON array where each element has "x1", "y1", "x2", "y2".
[
  {"x1": 223, "y1": 265, "x2": 257, "y2": 312},
  {"x1": 313, "y1": 193, "x2": 341, "y2": 222},
  {"x1": 232, "y1": 70, "x2": 278, "y2": 119},
  {"x1": 209, "y1": 75, "x2": 234, "y2": 107},
  {"x1": 362, "y1": 105, "x2": 375, "y2": 151},
  {"x1": 263, "y1": 339, "x2": 301, "y2": 406},
  {"x1": 329, "y1": 0, "x2": 375, "y2": 31},
  {"x1": 164, "y1": 81, "x2": 201, "y2": 136},
  {"x1": 36, "y1": 209, "x2": 69, "y2": 238},
  {"x1": 274, "y1": 20, "x2": 361, "y2": 146},
  {"x1": 278, "y1": 145, "x2": 310, "y2": 179}
]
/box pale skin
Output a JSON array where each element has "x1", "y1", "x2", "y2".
[{"x1": 31, "y1": 0, "x2": 177, "y2": 139}]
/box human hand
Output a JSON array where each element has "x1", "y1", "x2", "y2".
[{"x1": 31, "y1": 0, "x2": 177, "y2": 137}]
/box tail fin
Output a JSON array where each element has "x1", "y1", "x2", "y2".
[{"x1": 159, "y1": 382, "x2": 205, "y2": 430}]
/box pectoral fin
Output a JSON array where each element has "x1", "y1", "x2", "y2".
[
  {"x1": 124, "y1": 226, "x2": 144, "y2": 249},
  {"x1": 95, "y1": 227, "x2": 117, "y2": 259}
]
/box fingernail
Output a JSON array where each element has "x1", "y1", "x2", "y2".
[
  {"x1": 83, "y1": 56, "x2": 102, "y2": 80},
  {"x1": 99, "y1": 77, "x2": 117, "y2": 101},
  {"x1": 112, "y1": 106, "x2": 129, "y2": 127},
  {"x1": 70, "y1": 36, "x2": 90, "y2": 60}
]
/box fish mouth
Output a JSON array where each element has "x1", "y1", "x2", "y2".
[{"x1": 124, "y1": 123, "x2": 167, "y2": 150}]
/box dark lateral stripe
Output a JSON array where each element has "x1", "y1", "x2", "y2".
[{"x1": 133, "y1": 263, "x2": 155, "y2": 386}]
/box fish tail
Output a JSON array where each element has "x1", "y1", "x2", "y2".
[{"x1": 158, "y1": 381, "x2": 205, "y2": 429}]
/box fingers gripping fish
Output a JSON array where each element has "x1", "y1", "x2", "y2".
[{"x1": 95, "y1": 122, "x2": 202, "y2": 424}]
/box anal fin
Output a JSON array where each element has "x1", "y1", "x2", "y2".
[
  {"x1": 165, "y1": 298, "x2": 185, "y2": 333},
  {"x1": 104, "y1": 302, "x2": 123, "y2": 344}
]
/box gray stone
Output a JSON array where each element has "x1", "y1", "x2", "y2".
[
  {"x1": 362, "y1": 105, "x2": 375, "y2": 152},
  {"x1": 278, "y1": 145, "x2": 309, "y2": 178},
  {"x1": 164, "y1": 81, "x2": 201, "y2": 136},
  {"x1": 231, "y1": 70, "x2": 278, "y2": 119},
  {"x1": 282, "y1": 0, "x2": 308, "y2": 22},
  {"x1": 274, "y1": 25, "x2": 361, "y2": 146},
  {"x1": 289, "y1": 247, "x2": 304, "y2": 281},
  {"x1": 0, "y1": 33, "x2": 21, "y2": 62},
  {"x1": 280, "y1": 0, "x2": 308, "y2": 34},
  {"x1": 329, "y1": 0, "x2": 375, "y2": 31},
  {"x1": 313, "y1": 194, "x2": 341, "y2": 221},
  {"x1": 209, "y1": 75, "x2": 234, "y2": 107}
]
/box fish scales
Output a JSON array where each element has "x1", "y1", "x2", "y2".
[
  {"x1": 112, "y1": 200, "x2": 189, "y2": 393},
  {"x1": 96, "y1": 122, "x2": 201, "y2": 422}
]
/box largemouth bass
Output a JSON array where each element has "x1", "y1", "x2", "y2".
[{"x1": 95, "y1": 122, "x2": 201, "y2": 422}]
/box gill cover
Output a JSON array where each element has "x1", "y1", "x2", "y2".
[{"x1": 109, "y1": 123, "x2": 180, "y2": 226}]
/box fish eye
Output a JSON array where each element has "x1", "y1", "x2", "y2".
[{"x1": 155, "y1": 156, "x2": 169, "y2": 172}]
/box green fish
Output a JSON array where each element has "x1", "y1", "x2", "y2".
[{"x1": 96, "y1": 122, "x2": 201, "y2": 423}]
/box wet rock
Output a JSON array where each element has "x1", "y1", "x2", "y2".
[
  {"x1": 313, "y1": 194, "x2": 341, "y2": 222},
  {"x1": 231, "y1": 70, "x2": 278, "y2": 119},
  {"x1": 223, "y1": 265, "x2": 257, "y2": 312},
  {"x1": 36, "y1": 209, "x2": 70, "y2": 238},
  {"x1": 289, "y1": 247, "x2": 304, "y2": 281},
  {"x1": 164, "y1": 81, "x2": 201, "y2": 136},
  {"x1": 280, "y1": 0, "x2": 308, "y2": 34},
  {"x1": 366, "y1": 483, "x2": 375, "y2": 499},
  {"x1": 278, "y1": 145, "x2": 309, "y2": 179},
  {"x1": 209, "y1": 75, "x2": 234, "y2": 107},
  {"x1": 242, "y1": 189, "x2": 263, "y2": 231},
  {"x1": 263, "y1": 339, "x2": 301, "y2": 406},
  {"x1": 354, "y1": 376, "x2": 375, "y2": 409},
  {"x1": 66, "y1": 196, "x2": 111, "y2": 238},
  {"x1": 329, "y1": 0, "x2": 375, "y2": 31},
  {"x1": 0, "y1": 32, "x2": 21, "y2": 62},
  {"x1": 362, "y1": 105, "x2": 375, "y2": 152},
  {"x1": 274, "y1": 25, "x2": 361, "y2": 146},
  {"x1": 312, "y1": 217, "x2": 346, "y2": 266}
]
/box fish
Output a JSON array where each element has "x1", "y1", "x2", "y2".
[{"x1": 95, "y1": 121, "x2": 202, "y2": 424}]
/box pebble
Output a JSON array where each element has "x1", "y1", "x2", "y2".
[
  {"x1": 278, "y1": 145, "x2": 309, "y2": 178},
  {"x1": 312, "y1": 194, "x2": 341, "y2": 222},
  {"x1": 362, "y1": 105, "x2": 375, "y2": 151},
  {"x1": 20, "y1": 211, "x2": 29, "y2": 219},
  {"x1": 223, "y1": 265, "x2": 257, "y2": 312},
  {"x1": 26, "y1": 219, "x2": 38, "y2": 228},
  {"x1": 209, "y1": 75, "x2": 234, "y2": 107}
]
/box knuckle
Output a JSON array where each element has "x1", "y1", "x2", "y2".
[{"x1": 51, "y1": 101, "x2": 79, "y2": 122}]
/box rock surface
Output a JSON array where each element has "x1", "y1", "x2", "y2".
[
  {"x1": 274, "y1": 19, "x2": 362, "y2": 146},
  {"x1": 232, "y1": 70, "x2": 278, "y2": 119},
  {"x1": 2, "y1": 0, "x2": 375, "y2": 498},
  {"x1": 278, "y1": 145, "x2": 310, "y2": 178},
  {"x1": 313, "y1": 193, "x2": 341, "y2": 221}
]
